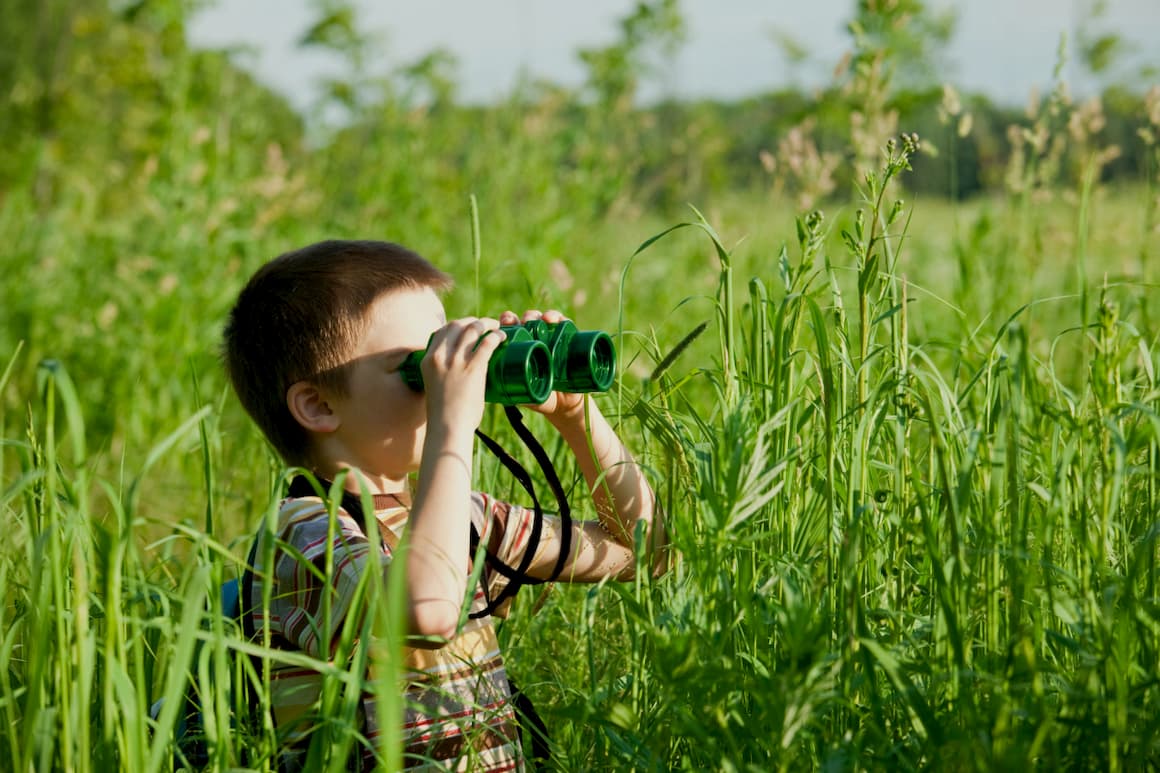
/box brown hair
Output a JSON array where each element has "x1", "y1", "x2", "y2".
[{"x1": 223, "y1": 239, "x2": 453, "y2": 464}]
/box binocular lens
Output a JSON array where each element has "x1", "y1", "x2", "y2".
[
  {"x1": 487, "y1": 339, "x2": 553, "y2": 405},
  {"x1": 557, "y1": 330, "x2": 616, "y2": 393},
  {"x1": 588, "y1": 335, "x2": 615, "y2": 390}
]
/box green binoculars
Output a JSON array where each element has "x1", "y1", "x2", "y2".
[{"x1": 399, "y1": 319, "x2": 616, "y2": 405}]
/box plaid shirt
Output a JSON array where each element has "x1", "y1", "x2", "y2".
[{"x1": 249, "y1": 489, "x2": 539, "y2": 771}]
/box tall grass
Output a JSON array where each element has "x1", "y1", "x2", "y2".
[
  {"x1": 502, "y1": 143, "x2": 1160, "y2": 770},
  {"x1": 6, "y1": 153, "x2": 1160, "y2": 770},
  {"x1": 1, "y1": 354, "x2": 417, "y2": 770}
]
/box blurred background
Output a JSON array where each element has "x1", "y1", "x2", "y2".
[{"x1": 188, "y1": 0, "x2": 1160, "y2": 110}]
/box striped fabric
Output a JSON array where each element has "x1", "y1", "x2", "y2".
[{"x1": 248, "y1": 489, "x2": 538, "y2": 771}]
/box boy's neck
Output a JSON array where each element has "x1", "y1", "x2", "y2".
[
  {"x1": 312, "y1": 463, "x2": 410, "y2": 498},
  {"x1": 288, "y1": 474, "x2": 411, "y2": 527}
]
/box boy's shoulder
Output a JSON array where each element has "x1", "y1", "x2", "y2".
[
  {"x1": 273, "y1": 494, "x2": 369, "y2": 548},
  {"x1": 274, "y1": 488, "x2": 416, "y2": 552}
]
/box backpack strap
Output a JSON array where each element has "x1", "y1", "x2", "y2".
[
  {"x1": 508, "y1": 675, "x2": 551, "y2": 765},
  {"x1": 240, "y1": 537, "x2": 260, "y2": 641}
]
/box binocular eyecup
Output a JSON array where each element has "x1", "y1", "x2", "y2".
[{"x1": 399, "y1": 320, "x2": 616, "y2": 405}]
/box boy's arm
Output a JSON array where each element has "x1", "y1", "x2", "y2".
[
  {"x1": 548, "y1": 396, "x2": 665, "y2": 567},
  {"x1": 403, "y1": 317, "x2": 505, "y2": 641},
  {"x1": 499, "y1": 309, "x2": 667, "y2": 581},
  {"x1": 403, "y1": 417, "x2": 476, "y2": 640}
]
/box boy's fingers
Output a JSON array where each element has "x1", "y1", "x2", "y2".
[
  {"x1": 432, "y1": 317, "x2": 501, "y2": 358},
  {"x1": 518, "y1": 309, "x2": 568, "y2": 324},
  {"x1": 462, "y1": 318, "x2": 499, "y2": 344},
  {"x1": 440, "y1": 317, "x2": 480, "y2": 349},
  {"x1": 446, "y1": 316, "x2": 497, "y2": 331},
  {"x1": 471, "y1": 326, "x2": 506, "y2": 355}
]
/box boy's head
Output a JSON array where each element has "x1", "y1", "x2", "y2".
[{"x1": 223, "y1": 239, "x2": 452, "y2": 466}]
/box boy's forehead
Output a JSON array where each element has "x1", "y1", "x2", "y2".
[
  {"x1": 372, "y1": 285, "x2": 446, "y2": 325},
  {"x1": 346, "y1": 287, "x2": 446, "y2": 360}
]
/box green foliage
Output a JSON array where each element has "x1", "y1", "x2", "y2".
[
  {"x1": 2, "y1": 0, "x2": 1160, "y2": 770},
  {"x1": 0, "y1": 0, "x2": 303, "y2": 196}
]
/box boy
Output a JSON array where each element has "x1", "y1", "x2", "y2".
[{"x1": 222, "y1": 239, "x2": 663, "y2": 770}]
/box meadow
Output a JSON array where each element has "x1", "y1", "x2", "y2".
[{"x1": 3, "y1": 2, "x2": 1160, "y2": 770}]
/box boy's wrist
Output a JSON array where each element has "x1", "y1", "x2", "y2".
[
  {"x1": 424, "y1": 420, "x2": 478, "y2": 450},
  {"x1": 546, "y1": 396, "x2": 591, "y2": 431}
]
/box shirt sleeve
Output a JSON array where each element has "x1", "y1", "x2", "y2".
[
  {"x1": 471, "y1": 491, "x2": 546, "y2": 606},
  {"x1": 268, "y1": 496, "x2": 393, "y2": 658}
]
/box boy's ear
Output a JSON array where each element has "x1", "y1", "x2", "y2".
[{"x1": 286, "y1": 381, "x2": 340, "y2": 433}]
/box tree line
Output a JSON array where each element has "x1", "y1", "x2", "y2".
[{"x1": 2, "y1": 0, "x2": 1157, "y2": 219}]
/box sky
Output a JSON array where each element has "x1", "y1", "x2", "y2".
[{"x1": 187, "y1": 0, "x2": 1160, "y2": 111}]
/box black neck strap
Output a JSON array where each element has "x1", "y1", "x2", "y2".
[{"x1": 470, "y1": 405, "x2": 573, "y2": 617}]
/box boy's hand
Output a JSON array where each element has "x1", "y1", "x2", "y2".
[
  {"x1": 421, "y1": 317, "x2": 506, "y2": 433},
  {"x1": 499, "y1": 309, "x2": 586, "y2": 422}
]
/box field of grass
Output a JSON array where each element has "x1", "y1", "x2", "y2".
[{"x1": 3, "y1": 15, "x2": 1160, "y2": 770}]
